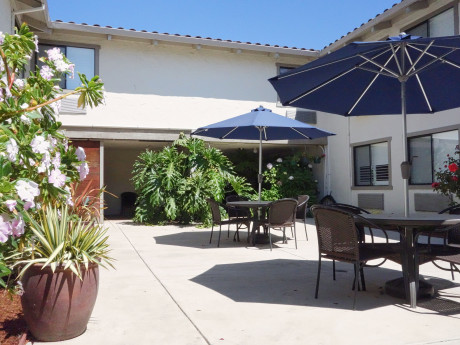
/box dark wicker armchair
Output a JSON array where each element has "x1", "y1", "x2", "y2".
[
  {"x1": 261, "y1": 198, "x2": 298, "y2": 251},
  {"x1": 207, "y1": 198, "x2": 250, "y2": 247},
  {"x1": 296, "y1": 195, "x2": 310, "y2": 241},
  {"x1": 311, "y1": 205, "x2": 400, "y2": 309},
  {"x1": 225, "y1": 195, "x2": 251, "y2": 241}
]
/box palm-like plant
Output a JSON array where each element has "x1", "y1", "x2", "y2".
[
  {"x1": 16, "y1": 205, "x2": 113, "y2": 279},
  {"x1": 132, "y1": 134, "x2": 253, "y2": 224}
]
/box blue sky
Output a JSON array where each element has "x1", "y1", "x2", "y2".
[{"x1": 47, "y1": 0, "x2": 399, "y2": 50}]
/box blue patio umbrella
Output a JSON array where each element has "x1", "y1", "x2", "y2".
[
  {"x1": 191, "y1": 106, "x2": 335, "y2": 200},
  {"x1": 269, "y1": 33, "x2": 460, "y2": 216}
]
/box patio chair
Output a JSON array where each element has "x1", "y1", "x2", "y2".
[
  {"x1": 260, "y1": 198, "x2": 298, "y2": 251},
  {"x1": 421, "y1": 206, "x2": 460, "y2": 280},
  {"x1": 207, "y1": 198, "x2": 250, "y2": 247},
  {"x1": 225, "y1": 195, "x2": 250, "y2": 241},
  {"x1": 311, "y1": 205, "x2": 401, "y2": 309},
  {"x1": 296, "y1": 195, "x2": 310, "y2": 241}
]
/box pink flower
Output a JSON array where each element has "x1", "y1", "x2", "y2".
[
  {"x1": 432, "y1": 182, "x2": 440, "y2": 188},
  {"x1": 449, "y1": 163, "x2": 458, "y2": 173},
  {"x1": 453, "y1": 176, "x2": 459, "y2": 182},
  {"x1": 75, "y1": 147, "x2": 86, "y2": 161},
  {"x1": 0, "y1": 215, "x2": 12, "y2": 243},
  {"x1": 77, "y1": 162, "x2": 89, "y2": 181},
  {"x1": 4, "y1": 200, "x2": 16, "y2": 212},
  {"x1": 40, "y1": 65, "x2": 53, "y2": 80},
  {"x1": 11, "y1": 216, "x2": 24, "y2": 237},
  {"x1": 24, "y1": 201, "x2": 35, "y2": 210}
]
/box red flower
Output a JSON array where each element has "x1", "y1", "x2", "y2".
[
  {"x1": 449, "y1": 163, "x2": 458, "y2": 173},
  {"x1": 432, "y1": 182, "x2": 440, "y2": 188},
  {"x1": 453, "y1": 176, "x2": 459, "y2": 182}
]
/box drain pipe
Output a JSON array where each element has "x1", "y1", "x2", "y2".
[
  {"x1": 11, "y1": 4, "x2": 46, "y2": 31},
  {"x1": 319, "y1": 145, "x2": 329, "y2": 197}
]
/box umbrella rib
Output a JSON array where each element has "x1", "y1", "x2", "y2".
[
  {"x1": 277, "y1": 46, "x2": 391, "y2": 80},
  {"x1": 221, "y1": 126, "x2": 239, "y2": 139},
  {"x1": 358, "y1": 54, "x2": 400, "y2": 78},
  {"x1": 290, "y1": 127, "x2": 312, "y2": 139},
  {"x1": 348, "y1": 49, "x2": 397, "y2": 115},
  {"x1": 390, "y1": 44, "x2": 403, "y2": 75},
  {"x1": 407, "y1": 46, "x2": 460, "y2": 76},
  {"x1": 405, "y1": 41, "x2": 434, "y2": 75},
  {"x1": 263, "y1": 127, "x2": 268, "y2": 141},
  {"x1": 355, "y1": 65, "x2": 398, "y2": 78},
  {"x1": 405, "y1": 47, "x2": 433, "y2": 112}
]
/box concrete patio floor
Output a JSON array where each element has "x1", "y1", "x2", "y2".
[{"x1": 39, "y1": 219, "x2": 460, "y2": 345}]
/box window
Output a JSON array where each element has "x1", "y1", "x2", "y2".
[
  {"x1": 37, "y1": 44, "x2": 95, "y2": 89},
  {"x1": 407, "y1": 8, "x2": 455, "y2": 37},
  {"x1": 409, "y1": 130, "x2": 458, "y2": 184},
  {"x1": 354, "y1": 142, "x2": 389, "y2": 186}
]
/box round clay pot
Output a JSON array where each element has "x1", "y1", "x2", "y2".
[{"x1": 21, "y1": 263, "x2": 99, "y2": 341}]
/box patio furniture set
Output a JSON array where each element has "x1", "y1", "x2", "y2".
[{"x1": 208, "y1": 197, "x2": 460, "y2": 310}]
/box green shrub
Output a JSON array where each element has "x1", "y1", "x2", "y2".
[{"x1": 131, "y1": 134, "x2": 253, "y2": 225}]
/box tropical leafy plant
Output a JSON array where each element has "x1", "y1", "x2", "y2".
[
  {"x1": 15, "y1": 205, "x2": 113, "y2": 280},
  {"x1": 132, "y1": 134, "x2": 254, "y2": 225}
]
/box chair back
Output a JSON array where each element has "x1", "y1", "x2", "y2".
[
  {"x1": 296, "y1": 195, "x2": 310, "y2": 219},
  {"x1": 268, "y1": 198, "x2": 298, "y2": 227},
  {"x1": 439, "y1": 205, "x2": 460, "y2": 215},
  {"x1": 207, "y1": 198, "x2": 222, "y2": 223},
  {"x1": 331, "y1": 203, "x2": 370, "y2": 215},
  {"x1": 311, "y1": 205, "x2": 359, "y2": 261},
  {"x1": 225, "y1": 195, "x2": 249, "y2": 218}
]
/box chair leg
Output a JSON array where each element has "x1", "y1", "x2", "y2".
[
  {"x1": 269, "y1": 227, "x2": 273, "y2": 251},
  {"x1": 451, "y1": 263, "x2": 455, "y2": 281},
  {"x1": 315, "y1": 256, "x2": 322, "y2": 299},
  {"x1": 228, "y1": 223, "x2": 230, "y2": 238},
  {"x1": 304, "y1": 219, "x2": 308, "y2": 241},
  {"x1": 360, "y1": 264, "x2": 366, "y2": 291},
  {"x1": 294, "y1": 224, "x2": 297, "y2": 249},
  {"x1": 209, "y1": 224, "x2": 214, "y2": 244},
  {"x1": 353, "y1": 262, "x2": 359, "y2": 310},
  {"x1": 333, "y1": 260, "x2": 336, "y2": 280},
  {"x1": 217, "y1": 225, "x2": 222, "y2": 247}
]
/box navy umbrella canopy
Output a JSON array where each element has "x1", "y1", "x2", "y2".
[
  {"x1": 269, "y1": 33, "x2": 460, "y2": 215},
  {"x1": 192, "y1": 106, "x2": 334, "y2": 200}
]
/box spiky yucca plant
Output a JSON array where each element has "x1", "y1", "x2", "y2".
[{"x1": 16, "y1": 205, "x2": 113, "y2": 279}]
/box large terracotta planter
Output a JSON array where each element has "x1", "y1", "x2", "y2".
[{"x1": 20, "y1": 263, "x2": 99, "y2": 342}]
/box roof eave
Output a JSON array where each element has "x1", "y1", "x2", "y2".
[{"x1": 48, "y1": 21, "x2": 319, "y2": 58}]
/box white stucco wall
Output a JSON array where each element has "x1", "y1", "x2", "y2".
[{"x1": 0, "y1": 1, "x2": 12, "y2": 33}]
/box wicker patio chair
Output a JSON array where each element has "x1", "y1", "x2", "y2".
[
  {"x1": 311, "y1": 205, "x2": 401, "y2": 309},
  {"x1": 207, "y1": 198, "x2": 250, "y2": 247},
  {"x1": 296, "y1": 195, "x2": 310, "y2": 241},
  {"x1": 225, "y1": 195, "x2": 251, "y2": 241},
  {"x1": 260, "y1": 198, "x2": 298, "y2": 251}
]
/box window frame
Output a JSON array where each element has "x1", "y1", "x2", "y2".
[
  {"x1": 405, "y1": 7, "x2": 456, "y2": 37},
  {"x1": 351, "y1": 138, "x2": 392, "y2": 189},
  {"x1": 34, "y1": 40, "x2": 100, "y2": 90},
  {"x1": 408, "y1": 128, "x2": 459, "y2": 186},
  {"x1": 275, "y1": 63, "x2": 299, "y2": 107}
]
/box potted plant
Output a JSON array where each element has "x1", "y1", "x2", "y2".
[{"x1": 15, "y1": 205, "x2": 113, "y2": 341}]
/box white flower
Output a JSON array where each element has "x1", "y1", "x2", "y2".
[
  {"x1": 40, "y1": 65, "x2": 53, "y2": 80},
  {"x1": 288, "y1": 176, "x2": 294, "y2": 180},
  {"x1": 30, "y1": 135, "x2": 50, "y2": 154},
  {"x1": 6, "y1": 138, "x2": 18, "y2": 162},
  {"x1": 50, "y1": 100, "x2": 61, "y2": 115},
  {"x1": 0, "y1": 215, "x2": 11, "y2": 243},
  {"x1": 54, "y1": 59, "x2": 69, "y2": 72},
  {"x1": 64, "y1": 186, "x2": 74, "y2": 206},
  {"x1": 75, "y1": 147, "x2": 86, "y2": 161},
  {"x1": 52, "y1": 152, "x2": 61, "y2": 169},
  {"x1": 34, "y1": 35, "x2": 39, "y2": 52},
  {"x1": 11, "y1": 215, "x2": 24, "y2": 237},
  {"x1": 20, "y1": 103, "x2": 29, "y2": 109},
  {"x1": 47, "y1": 47, "x2": 63, "y2": 61},
  {"x1": 314, "y1": 180, "x2": 318, "y2": 183},
  {"x1": 308, "y1": 164, "x2": 313, "y2": 168},
  {"x1": 15, "y1": 180, "x2": 40, "y2": 202},
  {"x1": 77, "y1": 162, "x2": 89, "y2": 181},
  {"x1": 37, "y1": 152, "x2": 51, "y2": 173},
  {"x1": 267, "y1": 163, "x2": 273, "y2": 170},
  {"x1": 68, "y1": 64, "x2": 75, "y2": 79},
  {"x1": 20, "y1": 114, "x2": 31, "y2": 125},
  {"x1": 0, "y1": 32, "x2": 4, "y2": 45},
  {"x1": 14, "y1": 79, "x2": 25, "y2": 89},
  {"x1": 276, "y1": 158, "x2": 283, "y2": 163},
  {"x1": 48, "y1": 168, "x2": 66, "y2": 188},
  {"x1": 4, "y1": 200, "x2": 17, "y2": 212}
]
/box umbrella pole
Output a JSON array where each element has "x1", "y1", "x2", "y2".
[
  {"x1": 258, "y1": 128, "x2": 263, "y2": 201},
  {"x1": 401, "y1": 80, "x2": 410, "y2": 217}
]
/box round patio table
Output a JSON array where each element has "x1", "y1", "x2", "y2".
[
  {"x1": 227, "y1": 200, "x2": 272, "y2": 246},
  {"x1": 358, "y1": 213, "x2": 460, "y2": 308}
]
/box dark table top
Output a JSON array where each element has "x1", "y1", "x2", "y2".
[
  {"x1": 226, "y1": 201, "x2": 272, "y2": 208},
  {"x1": 360, "y1": 213, "x2": 460, "y2": 227}
]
